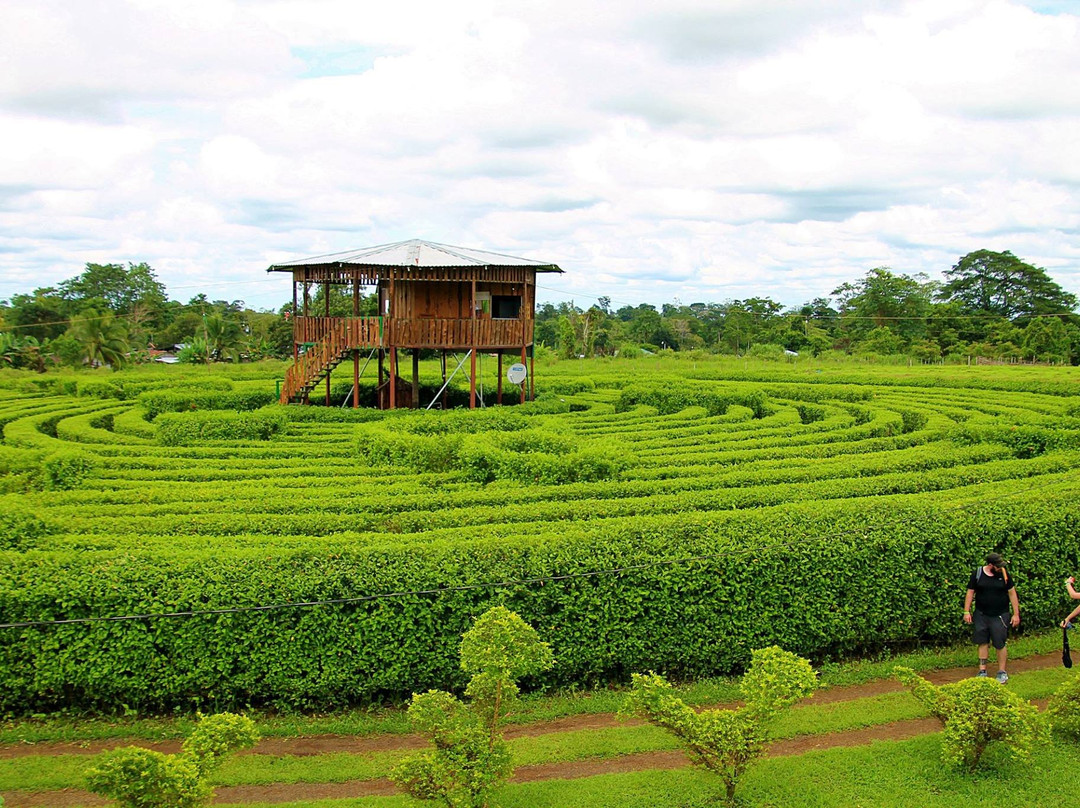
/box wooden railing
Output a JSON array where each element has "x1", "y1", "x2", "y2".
[
  {"x1": 294, "y1": 316, "x2": 383, "y2": 347},
  {"x1": 387, "y1": 318, "x2": 529, "y2": 348},
  {"x1": 280, "y1": 319, "x2": 367, "y2": 404},
  {"x1": 282, "y1": 316, "x2": 533, "y2": 403}
]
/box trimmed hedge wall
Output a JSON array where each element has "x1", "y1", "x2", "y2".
[
  {"x1": 156, "y1": 410, "x2": 288, "y2": 445},
  {"x1": 1, "y1": 492, "x2": 1077, "y2": 712}
]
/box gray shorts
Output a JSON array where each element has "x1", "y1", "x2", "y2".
[{"x1": 973, "y1": 611, "x2": 1009, "y2": 650}]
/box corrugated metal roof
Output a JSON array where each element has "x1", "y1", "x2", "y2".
[{"x1": 267, "y1": 239, "x2": 563, "y2": 273}]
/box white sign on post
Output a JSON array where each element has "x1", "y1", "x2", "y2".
[{"x1": 506, "y1": 363, "x2": 528, "y2": 385}]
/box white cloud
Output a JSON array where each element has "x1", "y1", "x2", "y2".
[{"x1": 1, "y1": 0, "x2": 1079, "y2": 309}]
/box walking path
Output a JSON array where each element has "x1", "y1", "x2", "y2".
[{"x1": 0, "y1": 653, "x2": 1063, "y2": 808}]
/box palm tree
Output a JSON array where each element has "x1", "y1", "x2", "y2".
[
  {"x1": 203, "y1": 314, "x2": 244, "y2": 362},
  {"x1": 68, "y1": 309, "x2": 130, "y2": 368}
]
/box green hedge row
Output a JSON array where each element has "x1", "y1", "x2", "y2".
[
  {"x1": 2, "y1": 492, "x2": 1077, "y2": 712},
  {"x1": 156, "y1": 410, "x2": 289, "y2": 446},
  {"x1": 615, "y1": 381, "x2": 771, "y2": 417},
  {"x1": 139, "y1": 389, "x2": 277, "y2": 420}
]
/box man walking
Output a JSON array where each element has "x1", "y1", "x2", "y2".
[{"x1": 963, "y1": 552, "x2": 1020, "y2": 683}]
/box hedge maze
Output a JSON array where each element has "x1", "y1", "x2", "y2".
[{"x1": 1, "y1": 361, "x2": 1078, "y2": 714}]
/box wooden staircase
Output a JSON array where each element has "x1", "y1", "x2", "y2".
[{"x1": 280, "y1": 319, "x2": 385, "y2": 404}]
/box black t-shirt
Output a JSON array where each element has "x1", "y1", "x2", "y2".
[{"x1": 967, "y1": 566, "x2": 1015, "y2": 617}]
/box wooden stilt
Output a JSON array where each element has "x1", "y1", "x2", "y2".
[
  {"x1": 441, "y1": 351, "x2": 448, "y2": 410},
  {"x1": 469, "y1": 349, "x2": 477, "y2": 409},
  {"x1": 470, "y1": 278, "x2": 477, "y2": 409},
  {"x1": 520, "y1": 346, "x2": 527, "y2": 404},
  {"x1": 377, "y1": 349, "x2": 385, "y2": 410},
  {"x1": 411, "y1": 350, "x2": 420, "y2": 409},
  {"x1": 389, "y1": 348, "x2": 397, "y2": 410}
]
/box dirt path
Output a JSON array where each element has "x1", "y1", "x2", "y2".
[
  {"x1": 1, "y1": 652, "x2": 1060, "y2": 762},
  {"x1": 0, "y1": 652, "x2": 1065, "y2": 808}
]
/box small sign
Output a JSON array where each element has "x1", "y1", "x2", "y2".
[{"x1": 507, "y1": 363, "x2": 528, "y2": 385}]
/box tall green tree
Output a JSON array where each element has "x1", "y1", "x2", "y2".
[
  {"x1": 58, "y1": 262, "x2": 168, "y2": 316},
  {"x1": 832, "y1": 267, "x2": 932, "y2": 343},
  {"x1": 938, "y1": 250, "x2": 1078, "y2": 322}
]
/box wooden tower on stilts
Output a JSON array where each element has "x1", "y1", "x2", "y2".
[{"x1": 268, "y1": 239, "x2": 563, "y2": 409}]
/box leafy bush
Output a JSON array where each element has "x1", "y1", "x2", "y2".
[
  {"x1": 796, "y1": 404, "x2": 825, "y2": 424},
  {"x1": 392, "y1": 607, "x2": 554, "y2": 807},
  {"x1": 139, "y1": 389, "x2": 276, "y2": 420},
  {"x1": 1047, "y1": 674, "x2": 1080, "y2": 740},
  {"x1": 40, "y1": 450, "x2": 98, "y2": 490},
  {"x1": 623, "y1": 646, "x2": 816, "y2": 806},
  {"x1": 616, "y1": 381, "x2": 770, "y2": 417},
  {"x1": 894, "y1": 667, "x2": 1047, "y2": 770},
  {"x1": 156, "y1": 410, "x2": 287, "y2": 445},
  {"x1": 84, "y1": 713, "x2": 258, "y2": 807},
  {"x1": 0, "y1": 504, "x2": 54, "y2": 551}
]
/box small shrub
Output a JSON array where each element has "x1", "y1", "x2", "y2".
[
  {"x1": 894, "y1": 667, "x2": 1047, "y2": 771},
  {"x1": 0, "y1": 504, "x2": 54, "y2": 551},
  {"x1": 1047, "y1": 674, "x2": 1080, "y2": 739},
  {"x1": 40, "y1": 450, "x2": 97, "y2": 490},
  {"x1": 392, "y1": 607, "x2": 554, "y2": 807},
  {"x1": 622, "y1": 646, "x2": 816, "y2": 807},
  {"x1": 796, "y1": 404, "x2": 825, "y2": 424},
  {"x1": 85, "y1": 713, "x2": 258, "y2": 808}
]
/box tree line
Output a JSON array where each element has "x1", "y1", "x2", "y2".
[
  {"x1": 537, "y1": 250, "x2": 1080, "y2": 364},
  {"x1": 1, "y1": 249, "x2": 1077, "y2": 370}
]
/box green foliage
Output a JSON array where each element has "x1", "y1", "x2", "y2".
[
  {"x1": 357, "y1": 412, "x2": 627, "y2": 484},
  {"x1": 894, "y1": 667, "x2": 1048, "y2": 770},
  {"x1": 83, "y1": 712, "x2": 256, "y2": 808},
  {"x1": 1046, "y1": 674, "x2": 1080, "y2": 739},
  {"x1": 85, "y1": 747, "x2": 205, "y2": 808},
  {"x1": 181, "y1": 712, "x2": 260, "y2": 776},
  {"x1": 138, "y1": 388, "x2": 276, "y2": 419},
  {"x1": 0, "y1": 504, "x2": 54, "y2": 551},
  {"x1": 40, "y1": 449, "x2": 97, "y2": 489},
  {"x1": 616, "y1": 381, "x2": 771, "y2": 417},
  {"x1": 392, "y1": 608, "x2": 553, "y2": 807},
  {"x1": 622, "y1": 646, "x2": 816, "y2": 806},
  {"x1": 156, "y1": 409, "x2": 287, "y2": 445}
]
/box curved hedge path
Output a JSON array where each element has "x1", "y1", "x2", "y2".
[{"x1": 1, "y1": 360, "x2": 1079, "y2": 714}]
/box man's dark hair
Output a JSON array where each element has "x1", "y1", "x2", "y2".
[{"x1": 986, "y1": 552, "x2": 1005, "y2": 567}]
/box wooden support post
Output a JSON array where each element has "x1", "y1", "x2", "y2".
[
  {"x1": 441, "y1": 351, "x2": 448, "y2": 410},
  {"x1": 520, "y1": 346, "x2": 527, "y2": 404},
  {"x1": 377, "y1": 349, "x2": 385, "y2": 409},
  {"x1": 352, "y1": 278, "x2": 360, "y2": 409},
  {"x1": 470, "y1": 279, "x2": 477, "y2": 409},
  {"x1": 292, "y1": 277, "x2": 298, "y2": 363},
  {"x1": 353, "y1": 350, "x2": 359, "y2": 409},
  {"x1": 497, "y1": 351, "x2": 503, "y2": 405},
  {"x1": 411, "y1": 350, "x2": 420, "y2": 409},
  {"x1": 469, "y1": 348, "x2": 477, "y2": 409},
  {"x1": 389, "y1": 348, "x2": 397, "y2": 410}
]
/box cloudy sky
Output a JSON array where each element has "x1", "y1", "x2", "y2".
[{"x1": 2, "y1": 0, "x2": 1079, "y2": 312}]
